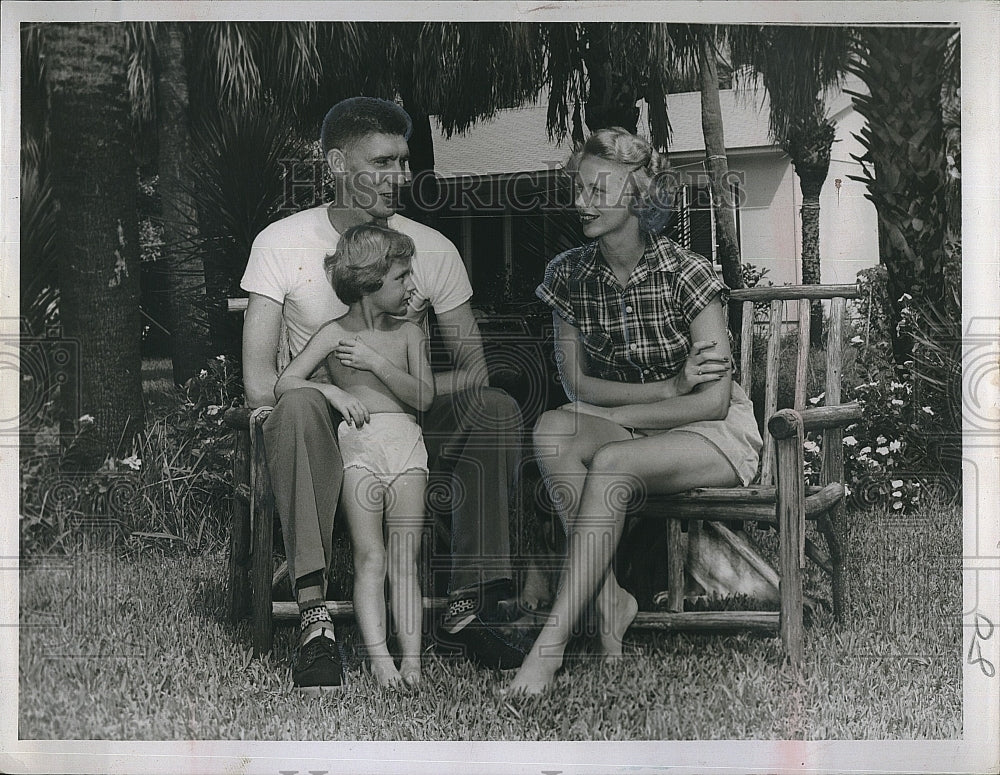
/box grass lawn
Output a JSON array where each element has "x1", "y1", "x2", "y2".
[{"x1": 19, "y1": 501, "x2": 961, "y2": 740}]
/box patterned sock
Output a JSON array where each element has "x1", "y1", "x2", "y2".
[{"x1": 297, "y1": 584, "x2": 334, "y2": 643}]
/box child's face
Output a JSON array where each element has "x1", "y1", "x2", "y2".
[{"x1": 369, "y1": 259, "x2": 415, "y2": 315}]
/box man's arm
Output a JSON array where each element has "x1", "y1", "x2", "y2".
[
  {"x1": 431, "y1": 302, "x2": 489, "y2": 395},
  {"x1": 242, "y1": 292, "x2": 283, "y2": 409}
]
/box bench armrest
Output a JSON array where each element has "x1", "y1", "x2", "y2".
[
  {"x1": 223, "y1": 405, "x2": 274, "y2": 430},
  {"x1": 767, "y1": 402, "x2": 862, "y2": 440}
]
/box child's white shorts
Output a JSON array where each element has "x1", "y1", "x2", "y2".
[{"x1": 337, "y1": 412, "x2": 429, "y2": 486}]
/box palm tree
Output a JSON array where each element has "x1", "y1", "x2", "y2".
[
  {"x1": 45, "y1": 23, "x2": 145, "y2": 465},
  {"x1": 729, "y1": 25, "x2": 853, "y2": 345},
  {"x1": 848, "y1": 26, "x2": 958, "y2": 418},
  {"x1": 126, "y1": 22, "x2": 211, "y2": 385}
]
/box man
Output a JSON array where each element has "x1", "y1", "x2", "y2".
[{"x1": 241, "y1": 97, "x2": 525, "y2": 692}]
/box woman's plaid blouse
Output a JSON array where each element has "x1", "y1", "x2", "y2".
[{"x1": 535, "y1": 235, "x2": 729, "y2": 383}]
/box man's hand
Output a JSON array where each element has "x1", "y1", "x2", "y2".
[
  {"x1": 333, "y1": 336, "x2": 385, "y2": 373},
  {"x1": 673, "y1": 340, "x2": 731, "y2": 396},
  {"x1": 323, "y1": 385, "x2": 370, "y2": 427}
]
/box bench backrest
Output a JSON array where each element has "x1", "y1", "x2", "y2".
[{"x1": 729, "y1": 283, "x2": 860, "y2": 487}]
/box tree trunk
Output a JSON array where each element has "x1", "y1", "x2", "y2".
[
  {"x1": 46, "y1": 23, "x2": 145, "y2": 466},
  {"x1": 786, "y1": 112, "x2": 835, "y2": 347},
  {"x1": 697, "y1": 29, "x2": 743, "y2": 340},
  {"x1": 157, "y1": 22, "x2": 209, "y2": 385}
]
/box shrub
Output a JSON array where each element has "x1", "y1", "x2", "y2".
[{"x1": 20, "y1": 355, "x2": 243, "y2": 556}]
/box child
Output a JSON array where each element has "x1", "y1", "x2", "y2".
[{"x1": 275, "y1": 223, "x2": 435, "y2": 688}]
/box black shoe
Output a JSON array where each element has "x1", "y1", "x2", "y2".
[
  {"x1": 292, "y1": 626, "x2": 344, "y2": 693},
  {"x1": 453, "y1": 615, "x2": 536, "y2": 670}
]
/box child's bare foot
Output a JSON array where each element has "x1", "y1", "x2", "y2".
[
  {"x1": 597, "y1": 587, "x2": 638, "y2": 658},
  {"x1": 369, "y1": 657, "x2": 403, "y2": 688},
  {"x1": 399, "y1": 657, "x2": 421, "y2": 688}
]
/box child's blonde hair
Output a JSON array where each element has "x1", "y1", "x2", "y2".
[{"x1": 324, "y1": 223, "x2": 415, "y2": 305}]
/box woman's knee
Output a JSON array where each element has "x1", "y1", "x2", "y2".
[
  {"x1": 589, "y1": 442, "x2": 644, "y2": 494},
  {"x1": 533, "y1": 408, "x2": 576, "y2": 444}
]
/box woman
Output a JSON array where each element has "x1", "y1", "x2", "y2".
[{"x1": 509, "y1": 128, "x2": 762, "y2": 694}]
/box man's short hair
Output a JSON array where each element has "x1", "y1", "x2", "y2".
[
  {"x1": 320, "y1": 97, "x2": 413, "y2": 157},
  {"x1": 324, "y1": 223, "x2": 415, "y2": 305}
]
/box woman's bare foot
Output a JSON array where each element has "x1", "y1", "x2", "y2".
[
  {"x1": 596, "y1": 586, "x2": 638, "y2": 658},
  {"x1": 506, "y1": 642, "x2": 564, "y2": 695},
  {"x1": 369, "y1": 657, "x2": 403, "y2": 688},
  {"x1": 399, "y1": 657, "x2": 421, "y2": 688}
]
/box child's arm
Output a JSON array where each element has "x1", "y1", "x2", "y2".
[
  {"x1": 332, "y1": 324, "x2": 435, "y2": 411},
  {"x1": 275, "y1": 323, "x2": 371, "y2": 426}
]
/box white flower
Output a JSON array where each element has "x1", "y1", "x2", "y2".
[
  {"x1": 78, "y1": 414, "x2": 95, "y2": 424},
  {"x1": 891, "y1": 479, "x2": 904, "y2": 488},
  {"x1": 808, "y1": 392, "x2": 825, "y2": 406},
  {"x1": 121, "y1": 454, "x2": 142, "y2": 471},
  {"x1": 898, "y1": 293, "x2": 912, "y2": 302},
  {"x1": 803, "y1": 439, "x2": 820, "y2": 453},
  {"x1": 892, "y1": 490, "x2": 902, "y2": 498},
  {"x1": 199, "y1": 369, "x2": 208, "y2": 378},
  {"x1": 890, "y1": 382, "x2": 905, "y2": 390},
  {"x1": 843, "y1": 435, "x2": 858, "y2": 446},
  {"x1": 215, "y1": 354, "x2": 226, "y2": 363},
  {"x1": 850, "y1": 336, "x2": 863, "y2": 344},
  {"x1": 860, "y1": 446, "x2": 872, "y2": 455},
  {"x1": 921, "y1": 406, "x2": 935, "y2": 415},
  {"x1": 892, "y1": 501, "x2": 903, "y2": 510},
  {"x1": 206, "y1": 405, "x2": 222, "y2": 417},
  {"x1": 889, "y1": 440, "x2": 902, "y2": 452},
  {"x1": 876, "y1": 435, "x2": 887, "y2": 444},
  {"x1": 891, "y1": 399, "x2": 904, "y2": 406},
  {"x1": 876, "y1": 446, "x2": 889, "y2": 456}
]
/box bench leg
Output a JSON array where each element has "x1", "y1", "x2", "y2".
[
  {"x1": 818, "y1": 502, "x2": 851, "y2": 623},
  {"x1": 226, "y1": 428, "x2": 251, "y2": 625},
  {"x1": 775, "y1": 435, "x2": 805, "y2": 667},
  {"x1": 665, "y1": 519, "x2": 685, "y2": 612},
  {"x1": 250, "y1": 421, "x2": 275, "y2": 656}
]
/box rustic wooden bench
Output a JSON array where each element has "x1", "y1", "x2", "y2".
[{"x1": 224, "y1": 282, "x2": 861, "y2": 664}]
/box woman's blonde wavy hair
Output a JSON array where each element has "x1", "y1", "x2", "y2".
[{"x1": 566, "y1": 127, "x2": 673, "y2": 235}]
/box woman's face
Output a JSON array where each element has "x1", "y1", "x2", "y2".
[{"x1": 572, "y1": 154, "x2": 637, "y2": 240}]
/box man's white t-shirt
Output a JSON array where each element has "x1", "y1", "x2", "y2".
[{"x1": 241, "y1": 205, "x2": 472, "y2": 356}]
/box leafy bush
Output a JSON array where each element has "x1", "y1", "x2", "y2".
[
  {"x1": 798, "y1": 266, "x2": 960, "y2": 513},
  {"x1": 20, "y1": 356, "x2": 243, "y2": 556}
]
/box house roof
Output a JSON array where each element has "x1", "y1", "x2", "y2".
[{"x1": 430, "y1": 86, "x2": 777, "y2": 178}]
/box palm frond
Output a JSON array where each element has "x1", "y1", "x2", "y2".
[{"x1": 125, "y1": 22, "x2": 158, "y2": 128}]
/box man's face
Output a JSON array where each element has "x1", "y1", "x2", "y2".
[{"x1": 330, "y1": 133, "x2": 409, "y2": 221}]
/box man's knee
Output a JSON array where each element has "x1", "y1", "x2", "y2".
[
  {"x1": 454, "y1": 386, "x2": 522, "y2": 431},
  {"x1": 269, "y1": 387, "x2": 330, "y2": 422}
]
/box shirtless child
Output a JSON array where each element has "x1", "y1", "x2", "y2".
[{"x1": 275, "y1": 223, "x2": 434, "y2": 688}]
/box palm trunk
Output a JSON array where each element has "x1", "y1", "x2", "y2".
[
  {"x1": 786, "y1": 113, "x2": 835, "y2": 347},
  {"x1": 46, "y1": 23, "x2": 145, "y2": 466},
  {"x1": 698, "y1": 29, "x2": 743, "y2": 340},
  {"x1": 157, "y1": 22, "x2": 209, "y2": 385}
]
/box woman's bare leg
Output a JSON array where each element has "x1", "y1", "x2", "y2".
[
  {"x1": 386, "y1": 471, "x2": 427, "y2": 687},
  {"x1": 342, "y1": 468, "x2": 401, "y2": 688},
  {"x1": 510, "y1": 432, "x2": 739, "y2": 694},
  {"x1": 533, "y1": 409, "x2": 637, "y2": 657}
]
